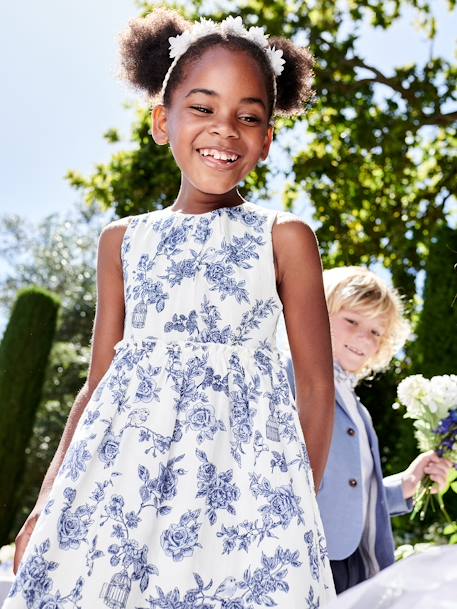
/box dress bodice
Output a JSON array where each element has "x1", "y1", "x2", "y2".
[{"x1": 121, "y1": 202, "x2": 282, "y2": 349}]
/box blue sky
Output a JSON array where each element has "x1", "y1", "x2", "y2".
[{"x1": 0, "y1": 0, "x2": 455, "y2": 224}]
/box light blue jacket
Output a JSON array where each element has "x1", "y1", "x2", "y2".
[{"x1": 286, "y1": 359, "x2": 412, "y2": 568}]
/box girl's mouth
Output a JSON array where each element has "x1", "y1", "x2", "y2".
[{"x1": 198, "y1": 147, "x2": 240, "y2": 164}]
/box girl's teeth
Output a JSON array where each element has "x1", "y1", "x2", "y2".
[{"x1": 200, "y1": 149, "x2": 237, "y2": 161}]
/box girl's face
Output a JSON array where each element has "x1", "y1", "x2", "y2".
[
  {"x1": 329, "y1": 308, "x2": 387, "y2": 373},
  {"x1": 153, "y1": 46, "x2": 273, "y2": 204}
]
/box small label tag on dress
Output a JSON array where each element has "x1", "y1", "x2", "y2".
[{"x1": 266, "y1": 417, "x2": 280, "y2": 442}]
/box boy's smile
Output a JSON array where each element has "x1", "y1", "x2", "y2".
[
  {"x1": 152, "y1": 47, "x2": 273, "y2": 213},
  {"x1": 330, "y1": 308, "x2": 387, "y2": 373}
]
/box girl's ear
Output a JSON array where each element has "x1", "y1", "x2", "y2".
[
  {"x1": 260, "y1": 126, "x2": 273, "y2": 161},
  {"x1": 151, "y1": 105, "x2": 169, "y2": 145}
]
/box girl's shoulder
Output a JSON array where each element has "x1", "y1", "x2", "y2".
[
  {"x1": 272, "y1": 210, "x2": 318, "y2": 251},
  {"x1": 103, "y1": 209, "x2": 170, "y2": 240},
  {"x1": 98, "y1": 216, "x2": 131, "y2": 247}
]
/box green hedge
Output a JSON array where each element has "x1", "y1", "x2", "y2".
[{"x1": 0, "y1": 287, "x2": 60, "y2": 544}]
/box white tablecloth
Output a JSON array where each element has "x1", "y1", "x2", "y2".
[
  {"x1": 0, "y1": 576, "x2": 12, "y2": 608},
  {"x1": 326, "y1": 546, "x2": 457, "y2": 609}
]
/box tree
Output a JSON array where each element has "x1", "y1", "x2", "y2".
[
  {"x1": 0, "y1": 202, "x2": 107, "y2": 345},
  {"x1": 412, "y1": 223, "x2": 457, "y2": 376},
  {"x1": 0, "y1": 203, "x2": 106, "y2": 538},
  {"x1": 0, "y1": 287, "x2": 60, "y2": 544},
  {"x1": 67, "y1": 0, "x2": 457, "y2": 301}
]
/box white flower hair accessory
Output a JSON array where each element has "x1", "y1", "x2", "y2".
[{"x1": 160, "y1": 15, "x2": 285, "y2": 101}]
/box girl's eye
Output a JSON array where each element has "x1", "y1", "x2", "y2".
[
  {"x1": 191, "y1": 105, "x2": 212, "y2": 114},
  {"x1": 239, "y1": 115, "x2": 261, "y2": 124}
]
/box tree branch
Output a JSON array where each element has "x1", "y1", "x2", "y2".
[{"x1": 333, "y1": 57, "x2": 457, "y2": 126}]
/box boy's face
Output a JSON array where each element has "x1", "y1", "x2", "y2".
[{"x1": 329, "y1": 308, "x2": 387, "y2": 373}]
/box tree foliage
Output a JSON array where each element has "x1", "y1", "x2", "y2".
[
  {"x1": 0, "y1": 204, "x2": 105, "y2": 537},
  {"x1": 67, "y1": 0, "x2": 457, "y2": 300},
  {"x1": 412, "y1": 223, "x2": 457, "y2": 375},
  {"x1": 0, "y1": 203, "x2": 107, "y2": 345},
  {"x1": 0, "y1": 287, "x2": 60, "y2": 545}
]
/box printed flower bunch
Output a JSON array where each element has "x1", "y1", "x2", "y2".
[{"x1": 395, "y1": 374, "x2": 457, "y2": 520}]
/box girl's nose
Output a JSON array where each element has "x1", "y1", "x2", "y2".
[{"x1": 209, "y1": 117, "x2": 239, "y2": 138}]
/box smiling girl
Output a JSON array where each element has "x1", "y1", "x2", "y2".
[{"x1": 6, "y1": 8, "x2": 336, "y2": 609}]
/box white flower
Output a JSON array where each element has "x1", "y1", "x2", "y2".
[
  {"x1": 247, "y1": 26, "x2": 269, "y2": 48},
  {"x1": 165, "y1": 15, "x2": 286, "y2": 87},
  {"x1": 220, "y1": 15, "x2": 245, "y2": 37},
  {"x1": 266, "y1": 46, "x2": 285, "y2": 75},
  {"x1": 397, "y1": 374, "x2": 430, "y2": 419},
  {"x1": 428, "y1": 375, "x2": 457, "y2": 419},
  {"x1": 169, "y1": 30, "x2": 193, "y2": 59},
  {"x1": 191, "y1": 18, "x2": 219, "y2": 41}
]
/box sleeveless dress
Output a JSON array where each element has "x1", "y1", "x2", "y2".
[{"x1": 5, "y1": 202, "x2": 335, "y2": 609}]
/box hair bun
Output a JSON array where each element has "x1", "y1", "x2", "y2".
[
  {"x1": 120, "y1": 8, "x2": 190, "y2": 98},
  {"x1": 270, "y1": 37, "x2": 315, "y2": 116}
]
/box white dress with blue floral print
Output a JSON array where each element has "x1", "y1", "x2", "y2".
[{"x1": 5, "y1": 202, "x2": 335, "y2": 609}]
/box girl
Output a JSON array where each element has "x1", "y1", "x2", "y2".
[
  {"x1": 288, "y1": 266, "x2": 452, "y2": 594},
  {"x1": 8, "y1": 9, "x2": 336, "y2": 608}
]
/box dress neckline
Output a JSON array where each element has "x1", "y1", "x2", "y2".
[{"x1": 163, "y1": 202, "x2": 247, "y2": 217}]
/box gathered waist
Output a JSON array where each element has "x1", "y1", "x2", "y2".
[{"x1": 114, "y1": 334, "x2": 283, "y2": 360}]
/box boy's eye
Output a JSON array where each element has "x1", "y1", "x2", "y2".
[
  {"x1": 372, "y1": 330, "x2": 381, "y2": 337},
  {"x1": 345, "y1": 318, "x2": 356, "y2": 325}
]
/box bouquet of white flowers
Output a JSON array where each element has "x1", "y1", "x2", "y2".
[{"x1": 395, "y1": 374, "x2": 457, "y2": 520}]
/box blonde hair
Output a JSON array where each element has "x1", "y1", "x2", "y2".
[{"x1": 323, "y1": 266, "x2": 411, "y2": 379}]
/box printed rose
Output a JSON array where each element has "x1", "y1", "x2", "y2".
[
  {"x1": 268, "y1": 487, "x2": 301, "y2": 526},
  {"x1": 57, "y1": 508, "x2": 89, "y2": 550},
  {"x1": 33, "y1": 594, "x2": 64, "y2": 609},
  {"x1": 231, "y1": 401, "x2": 249, "y2": 424},
  {"x1": 207, "y1": 482, "x2": 239, "y2": 509},
  {"x1": 97, "y1": 432, "x2": 120, "y2": 467},
  {"x1": 23, "y1": 555, "x2": 52, "y2": 593},
  {"x1": 240, "y1": 211, "x2": 258, "y2": 226},
  {"x1": 234, "y1": 422, "x2": 252, "y2": 443},
  {"x1": 187, "y1": 404, "x2": 215, "y2": 431},
  {"x1": 161, "y1": 523, "x2": 199, "y2": 561},
  {"x1": 24, "y1": 554, "x2": 48, "y2": 580},
  {"x1": 184, "y1": 590, "x2": 199, "y2": 605},
  {"x1": 204, "y1": 263, "x2": 226, "y2": 284},
  {"x1": 198, "y1": 462, "x2": 217, "y2": 484},
  {"x1": 135, "y1": 377, "x2": 157, "y2": 402},
  {"x1": 162, "y1": 226, "x2": 189, "y2": 252}
]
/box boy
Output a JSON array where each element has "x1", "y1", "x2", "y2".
[{"x1": 287, "y1": 266, "x2": 451, "y2": 593}]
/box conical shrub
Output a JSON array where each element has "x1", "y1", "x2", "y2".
[{"x1": 0, "y1": 286, "x2": 60, "y2": 544}]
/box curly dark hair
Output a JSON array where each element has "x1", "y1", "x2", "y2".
[{"x1": 120, "y1": 8, "x2": 314, "y2": 118}]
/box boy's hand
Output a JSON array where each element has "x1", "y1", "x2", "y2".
[{"x1": 402, "y1": 451, "x2": 453, "y2": 499}]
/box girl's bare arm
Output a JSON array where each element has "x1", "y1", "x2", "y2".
[{"x1": 273, "y1": 215, "x2": 334, "y2": 490}]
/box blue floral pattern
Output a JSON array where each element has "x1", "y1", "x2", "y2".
[{"x1": 5, "y1": 202, "x2": 334, "y2": 609}]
